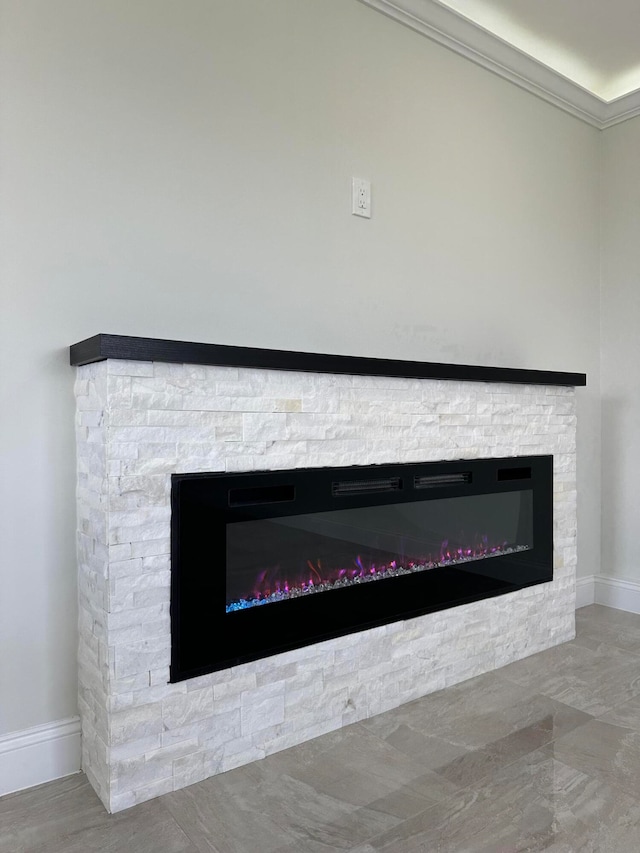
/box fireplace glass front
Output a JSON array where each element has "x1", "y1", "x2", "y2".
[{"x1": 171, "y1": 455, "x2": 552, "y2": 681}]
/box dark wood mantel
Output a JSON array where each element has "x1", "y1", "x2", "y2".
[{"x1": 70, "y1": 334, "x2": 586, "y2": 387}]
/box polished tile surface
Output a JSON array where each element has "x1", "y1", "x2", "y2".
[{"x1": 4, "y1": 605, "x2": 640, "y2": 852}]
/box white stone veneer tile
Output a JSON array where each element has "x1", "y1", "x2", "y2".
[{"x1": 75, "y1": 361, "x2": 578, "y2": 812}]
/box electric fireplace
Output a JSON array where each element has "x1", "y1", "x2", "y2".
[
  {"x1": 171, "y1": 454, "x2": 552, "y2": 681},
  {"x1": 72, "y1": 337, "x2": 581, "y2": 812}
]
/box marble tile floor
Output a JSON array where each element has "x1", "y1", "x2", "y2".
[{"x1": 5, "y1": 604, "x2": 640, "y2": 852}]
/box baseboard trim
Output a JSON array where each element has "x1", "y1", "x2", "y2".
[
  {"x1": 576, "y1": 575, "x2": 596, "y2": 608},
  {"x1": 0, "y1": 716, "x2": 81, "y2": 797},
  {"x1": 576, "y1": 574, "x2": 640, "y2": 615},
  {"x1": 593, "y1": 575, "x2": 640, "y2": 615}
]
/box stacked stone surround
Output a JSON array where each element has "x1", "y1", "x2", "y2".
[{"x1": 74, "y1": 358, "x2": 578, "y2": 813}]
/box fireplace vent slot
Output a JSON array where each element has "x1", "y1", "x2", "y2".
[
  {"x1": 497, "y1": 467, "x2": 532, "y2": 481},
  {"x1": 414, "y1": 472, "x2": 472, "y2": 489},
  {"x1": 332, "y1": 477, "x2": 402, "y2": 496},
  {"x1": 228, "y1": 484, "x2": 295, "y2": 507}
]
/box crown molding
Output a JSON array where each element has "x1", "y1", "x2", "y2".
[
  {"x1": 359, "y1": 0, "x2": 640, "y2": 129},
  {"x1": 599, "y1": 90, "x2": 640, "y2": 129}
]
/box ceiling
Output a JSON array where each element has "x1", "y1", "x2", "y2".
[{"x1": 360, "y1": 0, "x2": 640, "y2": 127}]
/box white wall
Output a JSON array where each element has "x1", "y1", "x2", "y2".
[
  {"x1": 0, "y1": 0, "x2": 600, "y2": 744},
  {"x1": 601, "y1": 117, "x2": 640, "y2": 582}
]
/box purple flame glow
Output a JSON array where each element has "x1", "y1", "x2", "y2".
[{"x1": 226, "y1": 536, "x2": 521, "y2": 613}]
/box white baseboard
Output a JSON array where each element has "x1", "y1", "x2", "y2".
[
  {"x1": 576, "y1": 575, "x2": 596, "y2": 608},
  {"x1": 576, "y1": 574, "x2": 640, "y2": 615},
  {"x1": 593, "y1": 575, "x2": 640, "y2": 615},
  {"x1": 0, "y1": 716, "x2": 81, "y2": 797}
]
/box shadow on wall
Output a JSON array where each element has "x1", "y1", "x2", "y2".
[{"x1": 600, "y1": 395, "x2": 625, "y2": 577}]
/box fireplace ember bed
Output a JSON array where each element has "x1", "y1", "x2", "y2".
[{"x1": 171, "y1": 454, "x2": 552, "y2": 681}]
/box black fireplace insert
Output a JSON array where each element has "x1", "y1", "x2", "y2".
[{"x1": 170, "y1": 455, "x2": 553, "y2": 681}]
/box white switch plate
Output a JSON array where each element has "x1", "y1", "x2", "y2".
[{"x1": 352, "y1": 177, "x2": 371, "y2": 218}]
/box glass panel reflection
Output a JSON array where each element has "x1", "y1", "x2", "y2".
[{"x1": 226, "y1": 490, "x2": 533, "y2": 612}]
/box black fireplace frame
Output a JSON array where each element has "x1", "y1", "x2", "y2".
[{"x1": 170, "y1": 455, "x2": 553, "y2": 682}]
